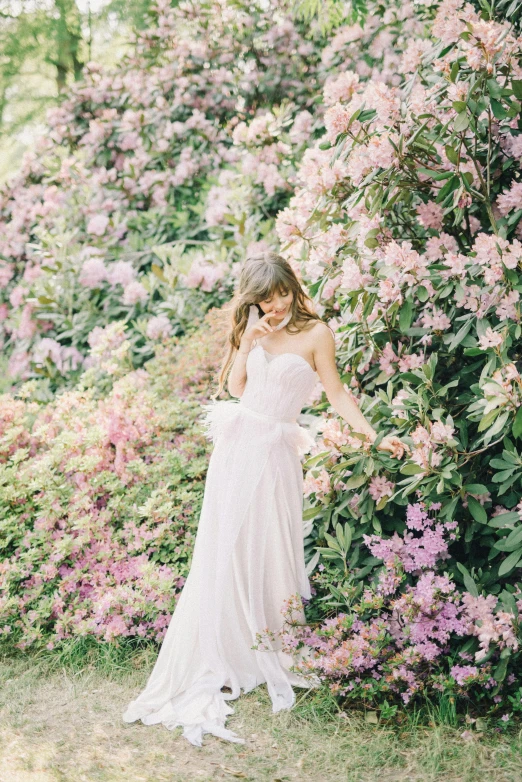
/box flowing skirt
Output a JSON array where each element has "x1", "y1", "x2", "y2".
[{"x1": 122, "y1": 399, "x2": 319, "y2": 746}]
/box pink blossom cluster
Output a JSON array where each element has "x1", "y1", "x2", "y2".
[
  {"x1": 368, "y1": 475, "x2": 394, "y2": 503},
  {"x1": 407, "y1": 421, "x2": 456, "y2": 473},
  {"x1": 86, "y1": 322, "x2": 131, "y2": 375},
  {"x1": 450, "y1": 665, "x2": 479, "y2": 685},
  {"x1": 182, "y1": 257, "x2": 228, "y2": 293},
  {"x1": 379, "y1": 342, "x2": 425, "y2": 377},
  {"x1": 461, "y1": 593, "x2": 519, "y2": 662},
  {"x1": 363, "y1": 502, "x2": 453, "y2": 574},
  {"x1": 303, "y1": 467, "x2": 331, "y2": 502}
]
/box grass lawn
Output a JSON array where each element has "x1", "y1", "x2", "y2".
[{"x1": 0, "y1": 647, "x2": 521, "y2": 782}]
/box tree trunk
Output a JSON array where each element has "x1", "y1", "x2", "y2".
[{"x1": 50, "y1": 0, "x2": 84, "y2": 92}]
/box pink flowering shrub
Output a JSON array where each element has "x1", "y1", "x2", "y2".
[
  {"x1": 0, "y1": 307, "x2": 229, "y2": 650},
  {"x1": 0, "y1": 0, "x2": 326, "y2": 390}
]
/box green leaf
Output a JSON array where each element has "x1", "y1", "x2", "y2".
[
  {"x1": 485, "y1": 411, "x2": 510, "y2": 441},
  {"x1": 490, "y1": 458, "x2": 511, "y2": 469},
  {"x1": 341, "y1": 523, "x2": 353, "y2": 550},
  {"x1": 512, "y1": 406, "x2": 522, "y2": 439},
  {"x1": 445, "y1": 144, "x2": 459, "y2": 165},
  {"x1": 400, "y1": 463, "x2": 425, "y2": 475},
  {"x1": 463, "y1": 484, "x2": 488, "y2": 494},
  {"x1": 436, "y1": 174, "x2": 460, "y2": 203},
  {"x1": 358, "y1": 109, "x2": 377, "y2": 124},
  {"x1": 440, "y1": 495, "x2": 458, "y2": 521},
  {"x1": 364, "y1": 237, "x2": 379, "y2": 249},
  {"x1": 493, "y1": 654, "x2": 509, "y2": 683},
  {"x1": 303, "y1": 451, "x2": 330, "y2": 469},
  {"x1": 450, "y1": 61, "x2": 459, "y2": 83},
  {"x1": 416, "y1": 286, "x2": 429, "y2": 303},
  {"x1": 320, "y1": 549, "x2": 343, "y2": 561},
  {"x1": 457, "y1": 563, "x2": 479, "y2": 597},
  {"x1": 500, "y1": 526, "x2": 522, "y2": 550},
  {"x1": 324, "y1": 532, "x2": 342, "y2": 552},
  {"x1": 454, "y1": 112, "x2": 469, "y2": 132},
  {"x1": 512, "y1": 80, "x2": 522, "y2": 100},
  {"x1": 151, "y1": 264, "x2": 166, "y2": 281},
  {"x1": 344, "y1": 474, "x2": 368, "y2": 490},
  {"x1": 487, "y1": 79, "x2": 502, "y2": 100},
  {"x1": 489, "y1": 511, "x2": 520, "y2": 528},
  {"x1": 498, "y1": 549, "x2": 522, "y2": 577},
  {"x1": 492, "y1": 469, "x2": 516, "y2": 484},
  {"x1": 499, "y1": 590, "x2": 518, "y2": 617},
  {"x1": 448, "y1": 320, "x2": 472, "y2": 351},
  {"x1": 490, "y1": 98, "x2": 509, "y2": 120},
  {"x1": 399, "y1": 298, "x2": 413, "y2": 332},
  {"x1": 478, "y1": 409, "x2": 499, "y2": 433},
  {"x1": 467, "y1": 496, "x2": 487, "y2": 524},
  {"x1": 452, "y1": 101, "x2": 466, "y2": 114}
]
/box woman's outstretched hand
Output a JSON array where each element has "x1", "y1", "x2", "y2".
[{"x1": 375, "y1": 435, "x2": 409, "y2": 460}]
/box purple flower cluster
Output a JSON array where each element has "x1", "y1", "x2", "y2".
[
  {"x1": 363, "y1": 502, "x2": 453, "y2": 574},
  {"x1": 267, "y1": 502, "x2": 518, "y2": 708}
]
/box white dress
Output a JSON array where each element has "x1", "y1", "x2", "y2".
[{"x1": 122, "y1": 342, "x2": 320, "y2": 746}]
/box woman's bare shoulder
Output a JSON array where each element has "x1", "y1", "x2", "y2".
[
  {"x1": 305, "y1": 319, "x2": 333, "y2": 343},
  {"x1": 297, "y1": 317, "x2": 329, "y2": 332},
  {"x1": 295, "y1": 319, "x2": 334, "y2": 356}
]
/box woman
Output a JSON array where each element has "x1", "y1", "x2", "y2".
[{"x1": 123, "y1": 252, "x2": 405, "y2": 746}]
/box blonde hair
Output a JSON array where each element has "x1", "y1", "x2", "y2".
[{"x1": 211, "y1": 252, "x2": 323, "y2": 400}]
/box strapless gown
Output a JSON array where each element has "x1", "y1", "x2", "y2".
[{"x1": 122, "y1": 342, "x2": 321, "y2": 746}]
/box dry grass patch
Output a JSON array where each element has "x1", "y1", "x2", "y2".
[{"x1": 0, "y1": 650, "x2": 521, "y2": 782}]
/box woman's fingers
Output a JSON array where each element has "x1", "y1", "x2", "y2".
[{"x1": 377, "y1": 436, "x2": 408, "y2": 459}]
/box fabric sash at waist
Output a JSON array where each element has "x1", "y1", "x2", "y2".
[
  {"x1": 198, "y1": 398, "x2": 315, "y2": 458},
  {"x1": 237, "y1": 402, "x2": 296, "y2": 424}
]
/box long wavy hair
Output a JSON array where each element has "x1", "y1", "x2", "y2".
[{"x1": 211, "y1": 252, "x2": 323, "y2": 400}]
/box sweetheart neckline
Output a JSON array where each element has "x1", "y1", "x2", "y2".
[{"x1": 254, "y1": 344, "x2": 317, "y2": 375}]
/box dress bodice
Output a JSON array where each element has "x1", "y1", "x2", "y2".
[{"x1": 239, "y1": 344, "x2": 318, "y2": 421}]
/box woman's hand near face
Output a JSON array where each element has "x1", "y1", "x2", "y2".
[
  {"x1": 228, "y1": 308, "x2": 278, "y2": 397},
  {"x1": 241, "y1": 309, "x2": 276, "y2": 346}
]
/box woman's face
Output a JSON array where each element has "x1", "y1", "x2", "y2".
[{"x1": 258, "y1": 285, "x2": 293, "y2": 322}]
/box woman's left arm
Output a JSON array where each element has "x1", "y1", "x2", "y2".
[{"x1": 313, "y1": 322, "x2": 408, "y2": 459}]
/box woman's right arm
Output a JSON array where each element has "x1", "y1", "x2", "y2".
[
  {"x1": 227, "y1": 334, "x2": 254, "y2": 397},
  {"x1": 227, "y1": 309, "x2": 275, "y2": 397}
]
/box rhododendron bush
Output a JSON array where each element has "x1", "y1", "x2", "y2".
[{"x1": 273, "y1": 0, "x2": 522, "y2": 716}]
